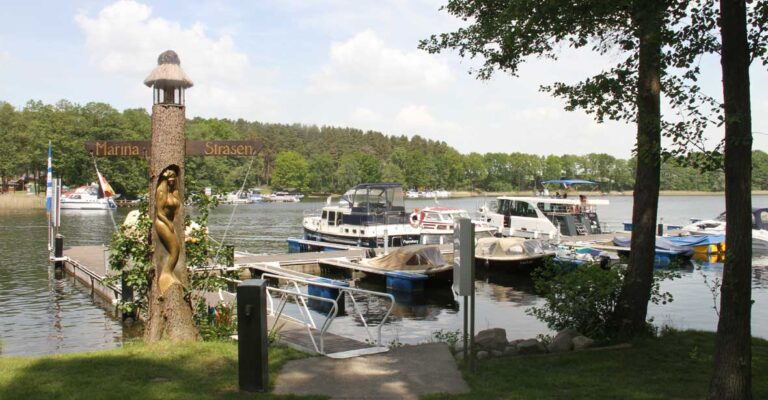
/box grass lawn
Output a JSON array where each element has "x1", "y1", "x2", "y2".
[
  {"x1": 0, "y1": 341, "x2": 322, "y2": 400},
  {"x1": 428, "y1": 330, "x2": 768, "y2": 400},
  {"x1": 1, "y1": 331, "x2": 765, "y2": 399}
]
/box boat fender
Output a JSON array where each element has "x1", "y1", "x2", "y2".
[{"x1": 409, "y1": 211, "x2": 424, "y2": 228}]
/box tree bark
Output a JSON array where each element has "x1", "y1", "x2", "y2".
[
  {"x1": 610, "y1": 0, "x2": 663, "y2": 339},
  {"x1": 708, "y1": 0, "x2": 753, "y2": 398},
  {"x1": 145, "y1": 103, "x2": 199, "y2": 342}
]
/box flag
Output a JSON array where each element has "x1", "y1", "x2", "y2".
[
  {"x1": 96, "y1": 168, "x2": 115, "y2": 198},
  {"x1": 46, "y1": 141, "x2": 52, "y2": 214}
]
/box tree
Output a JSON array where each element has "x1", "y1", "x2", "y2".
[
  {"x1": 271, "y1": 151, "x2": 308, "y2": 192},
  {"x1": 420, "y1": 0, "x2": 712, "y2": 338},
  {"x1": 709, "y1": 0, "x2": 755, "y2": 397}
]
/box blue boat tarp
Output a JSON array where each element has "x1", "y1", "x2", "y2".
[
  {"x1": 541, "y1": 179, "x2": 597, "y2": 186},
  {"x1": 612, "y1": 236, "x2": 724, "y2": 257}
]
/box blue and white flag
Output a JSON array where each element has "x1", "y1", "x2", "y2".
[{"x1": 46, "y1": 141, "x2": 52, "y2": 214}]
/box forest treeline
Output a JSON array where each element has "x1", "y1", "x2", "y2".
[{"x1": 1, "y1": 100, "x2": 767, "y2": 198}]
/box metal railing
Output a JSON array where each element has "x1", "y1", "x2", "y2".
[{"x1": 223, "y1": 272, "x2": 395, "y2": 355}]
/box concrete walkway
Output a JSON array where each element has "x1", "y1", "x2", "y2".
[{"x1": 274, "y1": 343, "x2": 470, "y2": 399}]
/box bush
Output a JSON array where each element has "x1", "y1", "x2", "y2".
[
  {"x1": 527, "y1": 261, "x2": 623, "y2": 341},
  {"x1": 527, "y1": 260, "x2": 679, "y2": 342}
]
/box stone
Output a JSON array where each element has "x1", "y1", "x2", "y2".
[
  {"x1": 491, "y1": 350, "x2": 503, "y2": 358},
  {"x1": 503, "y1": 345, "x2": 520, "y2": 356},
  {"x1": 572, "y1": 336, "x2": 595, "y2": 350},
  {"x1": 476, "y1": 351, "x2": 489, "y2": 360},
  {"x1": 474, "y1": 328, "x2": 508, "y2": 351},
  {"x1": 517, "y1": 339, "x2": 547, "y2": 355}
]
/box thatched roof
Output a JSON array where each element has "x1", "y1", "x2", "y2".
[{"x1": 144, "y1": 50, "x2": 193, "y2": 89}]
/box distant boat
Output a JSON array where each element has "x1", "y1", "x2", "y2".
[
  {"x1": 415, "y1": 206, "x2": 497, "y2": 245},
  {"x1": 263, "y1": 191, "x2": 301, "y2": 203},
  {"x1": 61, "y1": 168, "x2": 116, "y2": 210},
  {"x1": 60, "y1": 184, "x2": 117, "y2": 210}
]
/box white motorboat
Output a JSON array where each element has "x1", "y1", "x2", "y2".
[
  {"x1": 474, "y1": 236, "x2": 557, "y2": 272},
  {"x1": 263, "y1": 191, "x2": 301, "y2": 203},
  {"x1": 682, "y1": 208, "x2": 768, "y2": 256},
  {"x1": 60, "y1": 184, "x2": 116, "y2": 210},
  {"x1": 479, "y1": 180, "x2": 609, "y2": 239},
  {"x1": 300, "y1": 183, "x2": 420, "y2": 249},
  {"x1": 413, "y1": 206, "x2": 497, "y2": 245}
]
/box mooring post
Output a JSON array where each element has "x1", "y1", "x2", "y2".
[
  {"x1": 120, "y1": 270, "x2": 136, "y2": 321},
  {"x1": 54, "y1": 234, "x2": 64, "y2": 279},
  {"x1": 657, "y1": 218, "x2": 664, "y2": 236},
  {"x1": 237, "y1": 279, "x2": 268, "y2": 392},
  {"x1": 225, "y1": 244, "x2": 235, "y2": 269}
]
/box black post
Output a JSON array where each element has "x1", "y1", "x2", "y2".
[
  {"x1": 657, "y1": 222, "x2": 664, "y2": 236},
  {"x1": 237, "y1": 279, "x2": 268, "y2": 392},
  {"x1": 54, "y1": 234, "x2": 64, "y2": 279},
  {"x1": 121, "y1": 270, "x2": 136, "y2": 321}
]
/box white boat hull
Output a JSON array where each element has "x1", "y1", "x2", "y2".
[{"x1": 60, "y1": 198, "x2": 116, "y2": 210}]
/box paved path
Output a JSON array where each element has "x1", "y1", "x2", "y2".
[{"x1": 274, "y1": 343, "x2": 469, "y2": 399}]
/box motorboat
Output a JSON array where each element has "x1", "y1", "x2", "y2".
[
  {"x1": 264, "y1": 191, "x2": 301, "y2": 203},
  {"x1": 223, "y1": 189, "x2": 253, "y2": 204},
  {"x1": 361, "y1": 244, "x2": 453, "y2": 277},
  {"x1": 249, "y1": 188, "x2": 263, "y2": 202},
  {"x1": 413, "y1": 206, "x2": 497, "y2": 245},
  {"x1": 479, "y1": 180, "x2": 609, "y2": 239},
  {"x1": 474, "y1": 237, "x2": 557, "y2": 272},
  {"x1": 301, "y1": 183, "x2": 420, "y2": 249},
  {"x1": 681, "y1": 208, "x2": 768, "y2": 256},
  {"x1": 60, "y1": 184, "x2": 116, "y2": 210}
]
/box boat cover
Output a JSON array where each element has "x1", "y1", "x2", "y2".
[
  {"x1": 475, "y1": 237, "x2": 557, "y2": 259},
  {"x1": 612, "y1": 235, "x2": 724, "y2": 256},
  {"x1": 367, "y1": 245, "x2": 447, "y2": 272}
]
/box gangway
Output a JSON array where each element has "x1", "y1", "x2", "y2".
[{"x1": 222, "y1": 272, "x2": 394, "y2": 358}]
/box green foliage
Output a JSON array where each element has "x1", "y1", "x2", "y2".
[
  {"x1": 431, "y1": 329, "x2": 464, "y2": 351},
  {"x1": 527, "y1": 261, "x2": 678, "y2": 341},
  {"x1": 271, "y1": 151, "x2": 308, "y2": 192},
  {"x1": 4, "y1": 99, "x2": 768, "y2": 194}
]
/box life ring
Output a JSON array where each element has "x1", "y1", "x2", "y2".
[{"x1": 409, "y1": 211, "x2": 424, "y2": 228}]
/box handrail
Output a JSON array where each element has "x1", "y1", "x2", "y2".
[
  {"x1": 261, "y1": 273, "x2": 395, "y2": 347},
  {"x1": 223, "y1": 272, "x2": 396, "y2": 353},
  {"x1": 60, "y1": 256, "x2": 121, "y2": 300}
]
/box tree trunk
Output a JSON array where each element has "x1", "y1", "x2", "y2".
[
  {"x1": 610, "y1": 0, "x2": 663, "y2": 339},
  {"x1": 708, "y1": 0, "x2": 753, "y2": 398},
  {"x1": 145, "y1": 103, "x2": 199, "y2": 342}
]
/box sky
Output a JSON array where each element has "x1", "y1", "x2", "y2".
[{"x1": 0, "y1": 0, "x2": 766, "y2": 158}]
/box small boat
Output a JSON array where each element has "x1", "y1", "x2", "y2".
[
  {"x1": 264, "y1": 191, "x2": 301, "y2": 203},
  {"x1": 361, "y1": 245, "x2": 453, "y2": 277},
  {"x1": 474, "y1": 237, "x2": 557, "y2": 272},
  {"x1": 223, "y1": 189, "x2": 253, "y2": 204},
  {"x1": 302, "y1": 183, "x2": 420, "y2": 249},
  {"x1": 60, "y1": 184, "x2": 116, "y2": 210},
  {"x1": 415, "y1": 206, "x2": 497, "y2": 245},
  {"x1": 249, "y1": 188, "x2": 263, "y2": 202},
  {"x1": 681, "y1": 208, "x2": 768, "y2": 256},
  {"x1": 479, "y1": 180, "x2": 609, "y2": 239}
]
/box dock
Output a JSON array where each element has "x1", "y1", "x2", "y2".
[{"x1": 59, "y1": 244, "x2": 393, "y2": 357}]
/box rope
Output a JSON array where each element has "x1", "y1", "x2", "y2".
[{"x1": 213, "y1": 156, "x2": 257, "y2": 262}]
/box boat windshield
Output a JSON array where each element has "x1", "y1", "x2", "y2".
[{"x1": 350, "y1": 186, "x2": 404, "y2": 209}]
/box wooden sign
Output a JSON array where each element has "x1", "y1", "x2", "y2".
[{"x1": 85, "y1": 140, "x2": 262, "y2": 157}]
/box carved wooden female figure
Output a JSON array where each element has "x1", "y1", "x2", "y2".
[{"x1": 155, "y1": 168, "x2": 181, "y2": 294}]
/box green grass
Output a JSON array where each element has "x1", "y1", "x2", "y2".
[
  {"x1": 0, "y1": 341, "x2": 323, "y2": 400},
  {"x1": 427, "y1": 330, "x2": 768, "y2": 400},
  {"x1": 1, "y1": 332, "x2": 765, "y2": 399}
]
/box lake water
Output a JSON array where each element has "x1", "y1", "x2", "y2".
[{"x1": 1, "y1": 195, "x2": 766, "y2": 356}]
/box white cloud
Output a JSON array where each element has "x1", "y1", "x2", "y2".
[
  {"x1": 310, "y1": 30, "x2": 453, "y2": 93},
  {"x1": 74, "y1": 0, "x2": 279, "y2": 120},
  {"x1": 348, "y1": 107, "x2": 382, "y2": 125},
  {"x1": 395, "y1": 104, "x2": 437, "y2": 128}
]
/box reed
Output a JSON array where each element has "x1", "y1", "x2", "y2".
[{"x1": 0, "y1": 193, "x2": 45, "y2": 210}]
